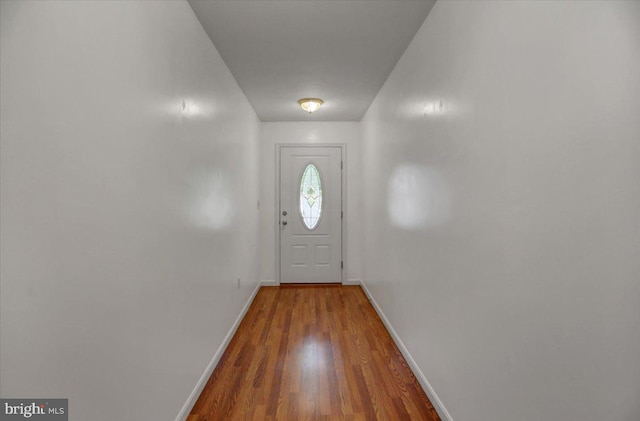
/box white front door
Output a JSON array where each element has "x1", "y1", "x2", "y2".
[{"x1": 279, "y1": 146, "x2": 342, "y2": 283}]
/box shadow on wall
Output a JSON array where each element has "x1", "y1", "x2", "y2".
[
  {"x1": 387, "y1": 164, "x2": 451, "y2": 230},
  {"x1": 187, "y1": 168, "x2": 234, "y2": 231}
]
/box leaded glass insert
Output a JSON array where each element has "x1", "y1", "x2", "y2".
[{"x1": 300, "y1": 164, "x2": 322, "y2": 230}]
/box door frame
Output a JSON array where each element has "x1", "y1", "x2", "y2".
[{"x1": 275, "y1": 144, "x2": 347, "y2": 285}]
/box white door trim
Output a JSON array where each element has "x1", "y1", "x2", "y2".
[{"x1": 275, "y1": 144, "x2": 347, "y2": 285}]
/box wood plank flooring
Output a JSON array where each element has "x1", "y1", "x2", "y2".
[{"x1": 188, "y1": 285, "x2": 441, "y2": 421}]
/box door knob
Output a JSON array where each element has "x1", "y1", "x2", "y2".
[{"x1": 282, "y1": 220, "x2": 288, "y2": 225}]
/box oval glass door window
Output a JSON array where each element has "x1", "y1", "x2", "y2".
[{"x1": 300, "y1": 164, "x2": 322, "y2": 230}]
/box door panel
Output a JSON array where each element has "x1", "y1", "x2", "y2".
[{"x1": 280, "y1": 146, "x2": 342, "y2": 283}]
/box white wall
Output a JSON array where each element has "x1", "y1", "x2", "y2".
[
  {"x1": 361, "y1": 1, "x2": 640, "y2": 421},
  {"x1": 0, "y1": 1, "x2": 260, "y2": 420},
  {"x1": 259, "y1": 122, "x2": 361, "y2": 283}
]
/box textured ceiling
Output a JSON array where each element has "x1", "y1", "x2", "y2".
[{"x1": 188, "y1": 0, "x2": 435, "y2": 121}]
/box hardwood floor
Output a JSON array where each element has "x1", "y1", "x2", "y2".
[{"x1": 188, "y1": 285, "x2": 441, "y2": 421}]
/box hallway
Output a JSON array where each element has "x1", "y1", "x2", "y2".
[
  {"x1": 2, "y1": 1, "x2": 639, "y2": 421},
  {"x1": 188, "y1": 285, "x2": 439, "y2": 421}
]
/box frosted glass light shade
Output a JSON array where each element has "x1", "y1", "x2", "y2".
[{"x1": 298, "y1": 98, "x2": 323, "y2": 113}]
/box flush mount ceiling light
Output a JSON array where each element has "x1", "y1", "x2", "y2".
[{"x1": 298, "y1": 98, "x2": 323, "y2": 114}]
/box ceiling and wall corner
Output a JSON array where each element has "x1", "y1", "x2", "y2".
[{"x1": 187, "y1": 0, "x2": 436, "y2": 122}]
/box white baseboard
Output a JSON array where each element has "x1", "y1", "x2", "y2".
[
  {"x1": 343, "y1": 278, "x2": 362, "y2": 286},
  {"x1": 359, "y1": 280, "x2": 453, "y2": 421},
  {"x1": 260, "y1": 279, "x2": 278, "y2": 286},
  {"x1": 174, "y1": 281, "x2": 262, "y2": 421}
]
